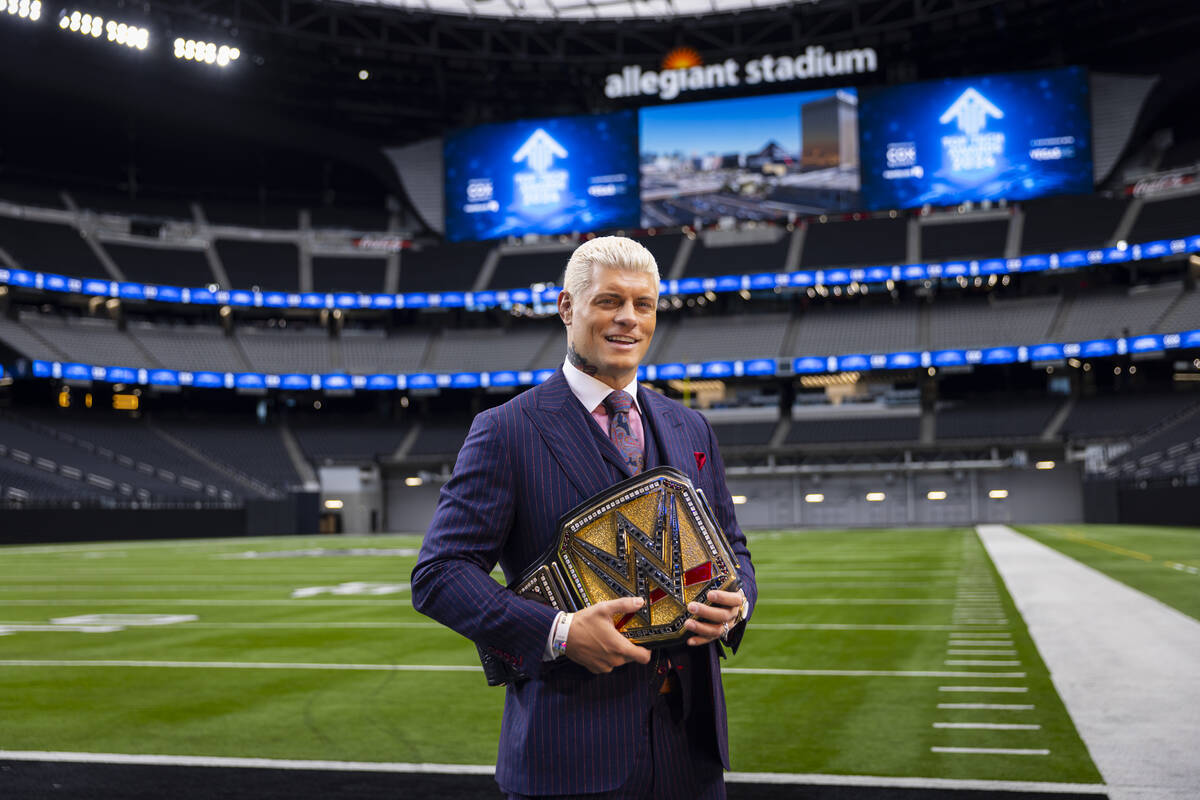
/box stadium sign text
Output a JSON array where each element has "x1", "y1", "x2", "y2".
[{"x1": 604, "y1": 46, "x2": 879, "y2": 102}]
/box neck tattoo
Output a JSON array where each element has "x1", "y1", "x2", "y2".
[{"x1": 567, "y1": 344, "x2": 599, "y2": 376}]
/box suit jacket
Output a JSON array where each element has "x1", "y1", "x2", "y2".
[{"x1": 411, "y1": 368, "x2": 757, "y2": 796}]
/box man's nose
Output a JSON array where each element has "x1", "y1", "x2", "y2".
[{"x1": 613, "y1": 300, "x2": 637, "y2": 325}]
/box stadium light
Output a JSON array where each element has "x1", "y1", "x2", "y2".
[
  {"x1": 358, "y1": 69, "x2": 369, "y2": 80},
  {"x1": 1035, "y1": 461, "x2": 1055, "y2": 470},
  {"x1": 865, "y1": 492, "x2": 886, "y2": 502},
  {"x1": 988, "y1": 489, "x2": 1009, "y2": 499},
  {"x1": 926, "y1": 490, "x2": 947, "y2": 501},
  {"x1": 804, "y1": 493, "x2": 824, "y2": 503},
  {"x1": 173, "y1": 37, "x2": 240, "y2": 67},
  {"x1": 405, "y1": 476, "x2": 423, "y2": 487},
  {"x1": 5, "y1": 0, "x2": 42, "y2": 22},
  {"x1": 58, "y1": 10, "x2": 147, "y2": 49},
  {"x1": 731, "y1": 495, "x2": 748, "y2": 505},
  {"x1": 323, "y1": 499, "x2": 344, "y2": 510}
]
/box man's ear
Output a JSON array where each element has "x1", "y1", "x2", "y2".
[{"x1": 558, "y1": 290, "x2": 572, "y2": 325}]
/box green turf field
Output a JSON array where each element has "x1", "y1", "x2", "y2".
[
  {"x1": 1016, "y1": 524, "x2": 1200, "y2": 621},
  {"x1": 0, "y1": 528, "x2": 1102, "y2": 784}
]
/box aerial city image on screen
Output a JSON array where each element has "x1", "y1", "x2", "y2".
[{"x1": 639, "y1": 87, "x2": 861, "y2": 227}]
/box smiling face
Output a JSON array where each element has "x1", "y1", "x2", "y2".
[{"x1": 558, "y1": 263, "x2": 658, "y2": 390}]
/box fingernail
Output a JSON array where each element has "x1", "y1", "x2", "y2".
[{"x1": 688, "y1": 603, "x2": 699, "y2": 613}]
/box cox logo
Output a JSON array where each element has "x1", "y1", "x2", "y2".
[
  {"x1": 886, "y1": 142, "x2": 916, "y2": 168},
  {"x1": 466, "y1": 179, "x2": 493, "y2": 201}
]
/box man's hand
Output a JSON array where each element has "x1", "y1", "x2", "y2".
[
  {"x1": 683, "y1": 589, "x2": 747, "y2": 646},
  {"x1": 565, "y1": 597, "x2": 653, "y2": 674}
]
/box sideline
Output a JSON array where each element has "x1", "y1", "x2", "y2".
[{"x1": 976, "y1": 525, "x2": 1200, "y2": 800}]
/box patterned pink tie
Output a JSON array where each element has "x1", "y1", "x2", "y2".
[{"x1": 604, "y1": 390, "x2": 643, "y2": 474}]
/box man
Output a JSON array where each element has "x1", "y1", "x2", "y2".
[{"x1": 411, "y1": 236, "x2": 756, "y2": 799}]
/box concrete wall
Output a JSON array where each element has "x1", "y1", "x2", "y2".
[
  {"x1": 381, "y1": 465, "x2": 1086, "y2": 534},
  {"x1": 319, "y1": 465, "x2": 384, "y2": 533},
  {"x1": 725, "y1": 466, "x2": 1084, "y2": 529},
  {"x1": 384, "y1": 474, "x2": 442, "y2": 534}
]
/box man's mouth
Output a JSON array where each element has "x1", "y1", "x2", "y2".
[{"x1": 605, "y1": 335, "x2": 638, "y2": 346}]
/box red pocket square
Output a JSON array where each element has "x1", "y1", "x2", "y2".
[{"x1": 694, "y1": 451, "x2": 707, "y2": 471}]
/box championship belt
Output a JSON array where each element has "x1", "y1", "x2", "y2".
[{"x1": 478, "y1": 466, "x2": 741, "y2": 685}]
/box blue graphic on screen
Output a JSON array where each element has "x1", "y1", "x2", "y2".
[
  {"x1": 858, "y1": 67, "x2": 1093, "y2": 210},
  {"x1": 444, "y1": 111, "x2": 639, "y2": 242}
]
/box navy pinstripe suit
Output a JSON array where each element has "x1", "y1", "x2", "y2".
[{"x1": 411, "y1": 368, "x2": 756, "y2": 796}]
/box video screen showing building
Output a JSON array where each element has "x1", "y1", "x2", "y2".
[{"x1": 639, "y1": 88, "x2": 861, "y2": 228}]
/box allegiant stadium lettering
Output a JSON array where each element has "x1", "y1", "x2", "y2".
[{"x1": 604, "y1": 46, "x2": 878, "y2": 101}]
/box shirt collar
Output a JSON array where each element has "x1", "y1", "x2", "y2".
[{"x1": 562, "y1": 358, "x2": 642, "y2": 416}]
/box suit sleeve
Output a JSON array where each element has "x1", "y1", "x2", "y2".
[
  {"x1": 701, "y1": 415, "x2": 757, "y2": 654},
  {"x1": 411, "y1": 410, "x2": 559, "y2": 677}
]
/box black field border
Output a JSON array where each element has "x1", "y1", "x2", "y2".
[{"x1": 0, "y1": 755, "x2": 1108, "y2": 800}]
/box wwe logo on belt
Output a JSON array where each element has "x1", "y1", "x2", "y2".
[{"x1": 574, "y1": 488, "x2": 713, "y2": 630}]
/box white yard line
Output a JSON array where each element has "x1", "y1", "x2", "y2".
[
  {"x1": 0, "y1": 621, "x2": 445, "y2": 629},
  {"x1": 937, "y1": 703, "x2": 1035, "y2": 710},
  {"x1": 931, "y1": 747, "x2": 1050, "y2": 756},
  {"x1": 939, "y1": 686, "x2": 1028, "y2": 693},
  {"x1": 977, "y1": 524, "x2": 1200, "y2": 800},
  {"x1": 0, "y1": 660, "x2": 1026, "y2": 679},
  {"x1": 933, "y1": 722, "x2": 1041, "y2": 730},
  {"x1": 744, "y1": 623, "x2": 1008, "y2": 631},
  {"x1": 756, "y1": 598, "x2": 956, "y2": 605},
  {"x1": 947, "y1": 632, "x2": 1012, "y2": 638},
  {"x1": 755, "y1": 581, "x2": 955, "y2": 588},
  {"x1": 723, "y1": 668, "x2": 1027, "y2": 678},
  {"x1": 0, "y1": 660, "x2": 480, "y2": 672},
  {"x1": 0, "y1": 600, "x2": 413, "y2": 606}
]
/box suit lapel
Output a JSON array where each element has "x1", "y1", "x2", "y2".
[
  {"x1": 524, "y1": 370, "x2": 622, "y2": 501},
  {"x1": 639, "y1": 387, "x2": 702, "y2": 486}
]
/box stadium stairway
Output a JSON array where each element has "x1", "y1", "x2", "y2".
[
  {"x1": 0, "y1": 412, "x2": 236, "y2": 503},
  {"x1": 279, "y1": 422, "x2": 319, "y2": 489},
  {"x1": 1042, "y1": 397, "x2": 1075, "y2": 441},
  {"x1": 665, "y1": 234, "x2": 695, "y2": 280},
  {"x1": 1045, "y1": 294, "x2": 1075, "y2": 342},
  {"x1": 146, "y1": 421, "x2": 281, "y2": 499},
  {"x1": 387, "y1": 426, "x2": 422, "y2": 462},
  {"x1": 919, "y1": 406, "x2": 935, "y2": 444}
]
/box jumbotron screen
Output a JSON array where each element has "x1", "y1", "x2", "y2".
[
  {"x1": 639, "y1": 87, "x2": 861, "y2": 227},
  {"x1": 443, "y1": 111, "x2": 640, "y2": 242},
  {"x1": 858, "y1": 66, "x2": 1094, "y2": 210}
]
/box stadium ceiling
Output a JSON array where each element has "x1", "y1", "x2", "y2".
[
  {"x1": 3, "y1": 0, "x2": 1200, "y2": 204},
  {"x1": 326, "y1": 0, "x2": 813, "y2": 21},
  {"x1": 118, "y1": 0, "x2": 1196, "y2": 132}
]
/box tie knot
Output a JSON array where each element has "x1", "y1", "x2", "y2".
[{"x1": 604, "y1": 390, "x2": 634, "y2": 416}]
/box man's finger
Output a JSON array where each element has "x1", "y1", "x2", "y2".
[
  {"x1": 705, "y1": 589, "x2": 746, "y2": 608},
  {"x1": 623, "y1": 642, "x2": 652, "y2": 664},
  {"x1": 594, "y1": 596, "x2": 646, "y2": 617},
  {"x1": 686, "y1": 616, "x2": 726, "y2": 636}
]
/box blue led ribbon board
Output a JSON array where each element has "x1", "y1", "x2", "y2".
[
  {"x1": 444, "y1": 110, "x2": 640, "y2": 242},
  {"x1": 859, "y1": 66, "x2": 1093, "y2": 210}
]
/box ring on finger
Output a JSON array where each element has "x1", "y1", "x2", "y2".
[{"x1": 721, "y1": 621, "x2": 729, "y2": 636}]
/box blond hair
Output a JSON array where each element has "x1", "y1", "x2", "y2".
[{"x1": 561, "y1": 236, "x2": 660, "y2": 300}]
